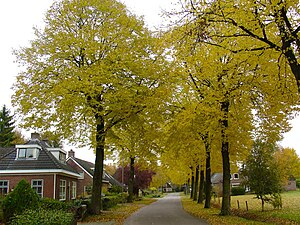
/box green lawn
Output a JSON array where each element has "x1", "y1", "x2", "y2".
[
  {"x1": 182, "y1": 191, "x2": 300, "y2": 225},
  {"x1": 231, "y1": 191, "x2": 300, "y2": 223}
]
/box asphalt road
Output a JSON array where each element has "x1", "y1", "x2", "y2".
[{"x1": 123, "y1": 193, "x2": 209, "y2": 225}]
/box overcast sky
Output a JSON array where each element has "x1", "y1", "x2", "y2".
[{"x1": 0, "y1": 0, "x2": 299, "y2": 162}]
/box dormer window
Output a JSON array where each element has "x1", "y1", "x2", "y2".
[
  {"x1": 18, "y1": 148, "x2": 38, "y2": 159},
  {"x1": 16, "y1": 144, "x2": 41, "y2": 160},
  {"x1": 59, "y1": 152, "x2": 66, "y2": 161}
]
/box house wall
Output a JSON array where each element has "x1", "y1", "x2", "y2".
[
  {"x1": 67, "y1": 159, "x2": 93, "y2": 197},
  {"x1": 55, "y1": 174, "x2": 78, "y2": 201},
  {"x1": 66, "y1": 159, "x2": 111, "y2": 197},
  {"x1": 283, "y1": 180, "x2": 297, "y2": 191},
  {"x1": 0, "y1": 174, "x2": 78, "y2": 201},
  {"x1": 0, "y1": 174, "x2": 55, "y2": 198}
]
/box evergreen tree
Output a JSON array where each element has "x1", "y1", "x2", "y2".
[{"x1": 0, "y1": 105, "x2": 15, "y2": 147}]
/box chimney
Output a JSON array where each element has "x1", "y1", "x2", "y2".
[
  {"x1": 31, "y1": 132, "x2": 40, "y2": 140},
  {"x1": 68, "y1": 149, "x2": 75, "y2": 158}
]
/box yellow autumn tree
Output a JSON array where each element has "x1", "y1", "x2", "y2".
[{"x1": 12, "y1": 0, "x2": 167, "y2": 214}]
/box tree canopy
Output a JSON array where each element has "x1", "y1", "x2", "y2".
[{"x1": 12, "y1": 0, "x2": 167, "y2": 214}]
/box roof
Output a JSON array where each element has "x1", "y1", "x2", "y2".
[
  {"x1": 0, "y1": 147, "x2": 15, "y2": 159},
  {"x1": 70, "y1": 157, "x2": 95, "y2": 176},
  {"x1": 67, "y1": 157, "x2": 124, "y2": 187},
  {"x1": 211, "y1": 173, "x2": 223, "y2": 184},
  {"x1": 0, "y1": 139, "x2": 79, "y2": 177}
]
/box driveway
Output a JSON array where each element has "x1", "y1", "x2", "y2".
[{"x1": 123, "y1": 193, "x2": 209, "y2": 225}]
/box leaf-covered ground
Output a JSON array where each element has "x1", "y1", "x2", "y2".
[{"x1": 182, "y1": 191, "x2": 300, "y2": 225}]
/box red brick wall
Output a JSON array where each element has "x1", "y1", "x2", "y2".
[
  {"x1": 0, "y1": 174, "x2": 78, "y2": 201},
  {"x1": 66, "y1": 159, "x2": 93, "y2": 197},
  {"x1": 55, "y1": 174, "x2": 78, "y2": 200},
  {"x1": 0, "y1": 174, "x2": 55, "y2": 198}
]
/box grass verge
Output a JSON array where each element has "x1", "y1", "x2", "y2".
[
  {"x1": 81, "y1": 198, "x2": 156, "y2": 225},
  {"x1": 182, "y1": 192, "x2": 300, "y2": 225},
  {"x1": 181, "y1": 196, "x2": 269, "y2": 225}
]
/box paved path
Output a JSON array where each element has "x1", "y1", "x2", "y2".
[{"x1": 123, "y1": 193, "x2": 209, "y2": 225}]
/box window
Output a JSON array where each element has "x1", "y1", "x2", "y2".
[
  {"x1": 59, "y1": 152, "x2": 66, "y2": 161},
  {"x1": 59, "y1": 180, "x2": 66, "y2": 200},
  {"x1": 0, "y1": 180, "x2": 9, "y2": 195},
  {"x1": 18, "y1": 148, "x2": 37, "y2": 159},
  {"x1": 32, "y1": 179, "x2": 43, "y2": 197},
  {"x1": 72, "y1": 182, "x2": 77, "y2": 199},
  {"x1": 233, "y1": 173, "x2": 239, "y2": 180}
]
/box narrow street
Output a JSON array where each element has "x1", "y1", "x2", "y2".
[{"x1": 123, "y1": 193, "x2": 209, "y2": 225}]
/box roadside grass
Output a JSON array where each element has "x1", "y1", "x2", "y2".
[
  {"x1": 81, "y1": 198, "x2": 156, "y2": 225},
  {"x1": 182, "y1": 191, "x2": 300, "y2": 225},
  {"x1": 231, "y1": 191, "x2": 300, "y2": 224},
  {"x1": 181, "y1": 196, "x2": 269, "y2": 225}
]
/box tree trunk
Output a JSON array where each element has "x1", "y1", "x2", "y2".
[
  {"x1": 193, "y1": 165, "x2": 199, "y2": 201},
  {"x1": 220, "y1": 100, "x2": 231, "y2": 216},
  {"x1": 261, "y1": 197, "x2": 265, "y2": 212},
  {"x1": 204, "y1": 146, "x2": 212, "y2": 208},
  {"x1": 198, "y1": 168, "x2": 205, "y2": 204},
  {"x1": 127, "y1": 156, "x2": 135, "y2": 203},
  {"x1": 190, "y1": 169, "x2": 194, "y2": 199},
  {"x1": 90, "y1": 113, "x2": 105, "y2": 215}
]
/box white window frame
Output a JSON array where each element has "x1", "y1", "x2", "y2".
[
  {"x1": 31, "y1": 179, "x2": 43, "y2": 197},
  {"x1": 59, "y1": 180, "x2": 66, "y2": 201},
  {"x1": 0, "y1": 180, "x2": 9, "y2": 195},
  {"x1": 72, "y1": 181, "x2": 77, "y2": 199},
  {"x1": 17, "y1": 148, "x2": 38, "y2": 159}
]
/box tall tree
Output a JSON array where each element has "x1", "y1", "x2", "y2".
[
  {"x1": 242, "y1": 139, "x2": 282, "y2": 212},
  {"x1": 0, "y1": 105, "x2": 15, "y2": 147},
  {"x1": 12, "y1": 0, "x2": 166, "y2": 214},
  {"x1": 274, "y1": 147, "x2": 300, "y2": 180}
]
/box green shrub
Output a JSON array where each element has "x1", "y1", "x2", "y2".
[
  {"x1": 9, "y1": 209, "x2": 74, "y2": 225},
  {"x1": 231, "y1": 186, "x2": 246, "y2": 196},
  {"x1": 102, "y1": 196, "x2": 119, "y2": 210},
  {"x1": 40, "y1": 198, "x2": 71, "y2": 211},
  {"x1": 296, "y1": 179, "x2": 300, "y2": 189},
  {"x1": 109, "y1": 185, "x2": 123, "y2": 194},
  {"x1": 2, "y1": 179, "x2": 40, "y2": 222},
  {"x1": 101, "y1": 193, "x2": 128, "y2": 210}
]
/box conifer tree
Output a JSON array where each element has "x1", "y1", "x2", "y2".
[{"x1": 0, "y1": 105, "x2": 15, "y2": 147}]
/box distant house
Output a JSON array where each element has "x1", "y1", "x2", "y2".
[
  {"x1": 158, "y1": 182, "x2": 173, "y2": 193},
  {"x1": 0, "y1": 133, "x2": 122, "y2": 200},
  {"x1": 211, "y1": 172, "x2": 297, "y2": 196},
  {"x1": 66, "y1": 150, "x2": 124, "y2": 197},
  {"x1": 283, "y1": 176, "x2": 297, "y2": 191},
  {"x1": 0, "y1": 133, "x2": 80, "y2": 200},
  {"x1": 211, "y1": 172, "x2": 245, "y2": 196}
]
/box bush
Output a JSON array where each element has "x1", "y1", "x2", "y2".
[
  {"x1": 101, "y1": 193, "x2": 128, "y2": 210},
  {"x1": 296, "y1": 179, "x2": 300, "y2": 189},
  {"x1": 40, "y1": 198, "x2": 71, "y2": 211},
  {"x1": 2, "y1": 179, "x2": 40, "y2": 222},
  {"x1": 9, "y1": 209, "x2": 74, "y2": 225},
  {"x1": 231, "y1": 186, "x2": 246, "y2": 196},
  {"x1": 109, "y1": 185, "x2": 123, "y2": 194}
]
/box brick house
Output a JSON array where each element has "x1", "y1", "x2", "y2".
[
  {"x1": 66, "y1": 150, "x2": 124, "y2": 197},
  {"x1": 211, "y1": 172, "x2": 245, "y2": 196},
  {"x1": 0, "y1": 133, "x2": 80, "y2": 201}
]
